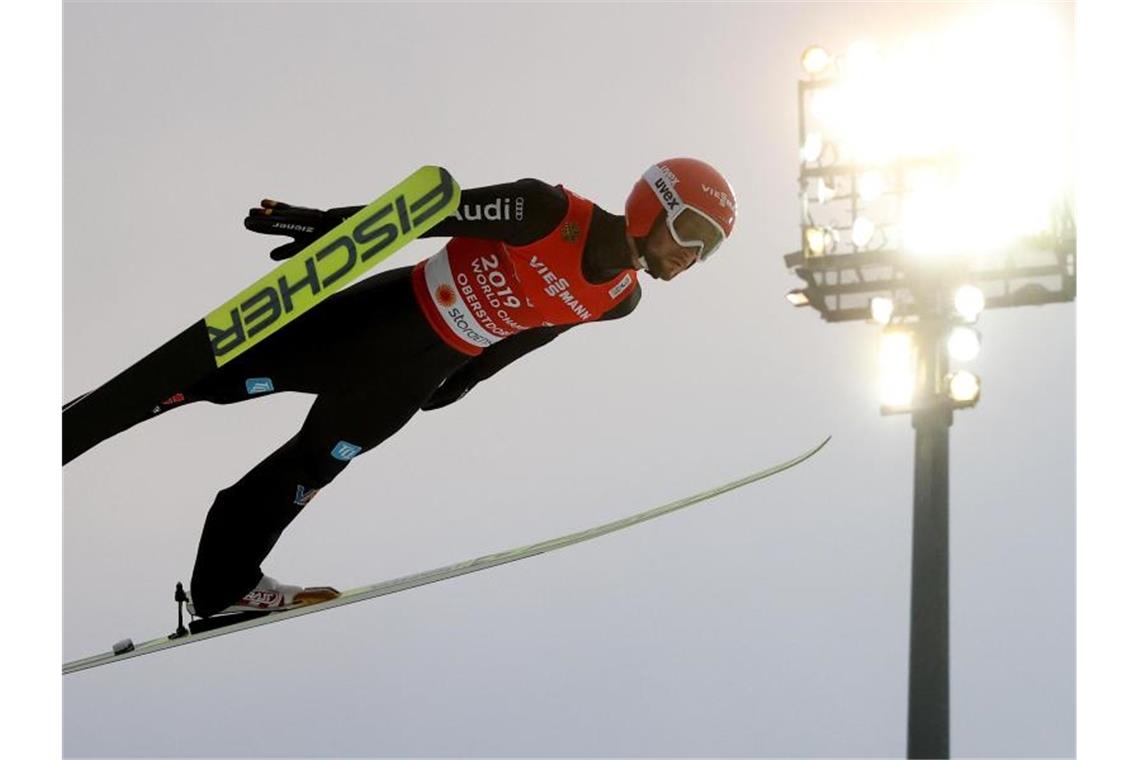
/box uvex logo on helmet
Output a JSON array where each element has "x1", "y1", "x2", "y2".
[{"x1": 652, "y1": 178, "x2": 682, "y2": 211}]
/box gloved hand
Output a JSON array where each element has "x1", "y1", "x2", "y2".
[{"x1": 244, "y1": 199, "x2": 355, "y2": 261}]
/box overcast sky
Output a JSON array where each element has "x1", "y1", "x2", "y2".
[{"x1": 63, "y1": 2, "x2": 1074, "y2": 757}]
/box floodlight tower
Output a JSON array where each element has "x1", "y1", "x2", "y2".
[{"x1": 784, "y1": 42, "x2": 1076, "y2": 759}]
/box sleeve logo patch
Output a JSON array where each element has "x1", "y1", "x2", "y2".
[
  {"x1": 331, "y1": 441, "x2": 363, "y2": 461},
  {"x1": 245, "y1": 378, "x2": 275, "y2": 395},
  {"x1": 608, "y1": 272, "x2": 633, "y2": 300}
]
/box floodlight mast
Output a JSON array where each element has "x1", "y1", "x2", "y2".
[
  {"x1": 906, "y1": 285, "x2": 954, "y2": 760},
  {"x1": 784, "y1": 42, "x2": 1075, "y2": 760}
]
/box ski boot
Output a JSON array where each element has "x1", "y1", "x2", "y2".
[{"x1": 185, "y1": 574, "x2": 340, "y2": 625}]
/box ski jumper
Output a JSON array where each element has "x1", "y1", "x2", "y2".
[{"x1": 63, "y1": 179, "x2": 641, "y2": 617}]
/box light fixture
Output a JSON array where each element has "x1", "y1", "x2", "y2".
[
  {"x1": 852, "y1": 216, "x2": 876, "y2": 248},
  {"x1": 858, "y1": 171, "x2": 886, "y2": 202},
  {"x1": 809, "y1": 87, "x2": 841, "y2": 124},
  {"x1": 947, "y1": 370, "x2": 981, "y2": 404},
  {"x1": 879, "y1": 330, "x2": 917, "y2": 407},
  {"x1": 953, "y1": 285, "x2": 986, "y2": 322},
  {"x1": 804, "y1": 226, "x2": 831, "y2": 257},
  {"x1": 801, "y1": 46, "x2": 832, "y2": 76},
  {"x1": 901, "y1": 177, "x2": 961, "y2": 256},
  {"x1": 815, "y1": 177, "x2": 837, "y2": 203},
  {"x1": 801, "y1": 132, "x2": 824, "y2": 163},
  {"x1": 870, "y1": 296, "x2": 894, "y2": 325},
  {"x1": 947, "y1": 326, "x2": 981, "y2": 361},
  {"x1": 786, "y1": 290, "x2": 810, "y2": 307}
]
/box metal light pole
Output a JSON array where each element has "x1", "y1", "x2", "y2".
[
  {"x1": 907, "y1": 310, "x2": 952, "y2": 759},
  {"x1": 783, "y1": 39, "x2": 1075, "y2": 760}
]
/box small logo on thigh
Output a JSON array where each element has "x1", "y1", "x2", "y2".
[
  {"x1": 294, "y1": 485, "x2": 320, "y2": 506},
  {"x1": 331, "y1": 441, "x2": 363, "y2": 461},
  {"x1": 246, "y1": 378, "x2": 275, "y2": 395}
]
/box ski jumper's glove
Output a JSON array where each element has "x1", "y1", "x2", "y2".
[{"x1": 243, "y1": 200, "x2": 363, "y2": 261}]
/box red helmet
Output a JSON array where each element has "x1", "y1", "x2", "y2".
[{"x1": 625, "y1": 157, "x2": 737, "y2": 260}]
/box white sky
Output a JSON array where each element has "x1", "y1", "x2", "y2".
[{"x1": 47, "y1": 1, "x2": 1094, "y2": 757}]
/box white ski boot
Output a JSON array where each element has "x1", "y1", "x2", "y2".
[{"x1": 188, "y1": 574, "x2": 340, "y2": 617}]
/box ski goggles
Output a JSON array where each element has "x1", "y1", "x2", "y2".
[{"x1": 643, "y1": 165, "x2": 728, "y2": 261}]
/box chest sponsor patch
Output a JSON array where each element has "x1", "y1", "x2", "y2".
[{"x1": 422, "y1": 247, "x2": 508, "y2": 349}]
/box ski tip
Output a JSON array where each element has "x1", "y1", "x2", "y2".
[
  {"x1": 787, "y1": 435, "x2": 831, "y2": 466},
  {"x1": 801, "y1": 435, "x2": 831, "y2": 456},
  {"x1": 793, "y1": 435, "x2": 831, "y2": 463}
]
